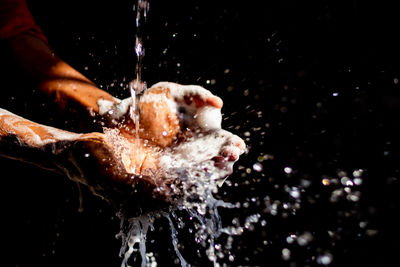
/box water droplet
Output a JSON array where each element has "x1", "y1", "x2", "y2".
[
  {"x1": 297, "y1": 232, "x2": 313, "y2": 246},
  {"x1": 289, "y1": 187, "x2": 300, "y2": 198},
  {"x1": 252, "y1": 163, "x2": 263, "y2": 172},
  {"x1": 135, "y1": 39, "x2": 144, "y2": 57},
  {"x1": 286, "y1": 234, "x2": 296, "y2": 244},
  {"x1": 282, "y1": 248, "x2": 291, "y2": 260},
  {"x1": 352, "y1": 169, "x2": 363, "y2": 177},
  {"x1": 340, "y1": 177, "x2": 350, "y2": 186},
  {"x1": 345, "y1": 180, "x2": 354, "y2": 187},
  {"x1": 322, "y1": 178, "x2": 330, "y2": 186},
  {"x1": 366, "y1": 229, "x2": 378, "y2": 236},
  {"x1": 317, "y1": 252, "x2": 333, "y2": 265},
  {"x1": 353, "y1": 178, "x2": 362, "y2": 185},
  {"x1": 284, "y1": 167, "x2": 292, "y2": 174}
]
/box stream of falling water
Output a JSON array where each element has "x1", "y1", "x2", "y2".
[{"x1": 129, "y1": 0, "x2": 149, "y2": 138}]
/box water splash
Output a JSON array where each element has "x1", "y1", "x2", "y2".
[
  {"x1": 163, "y1": 212, "x2": 189, "y2": 267},
  {"x1": 116, "y1": 162, "x2": 262, "y2": 267},
  {"x1": 116, "y1": 213, "x2": 155, "y2": 267}
]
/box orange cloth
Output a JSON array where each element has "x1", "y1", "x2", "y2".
[{"x1": 0, "y1": 0, "x2": 47, "y2": 43}]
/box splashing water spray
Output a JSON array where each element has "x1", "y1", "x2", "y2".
[{"x1": 114, "y1": 1, "x2": 252, "y2": 266}]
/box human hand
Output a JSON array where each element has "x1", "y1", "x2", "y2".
[{"x1": 97, "y1": 82, "x2": 246, "y2": 198}]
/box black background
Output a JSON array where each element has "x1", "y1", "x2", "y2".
[{"x1": 1, "y1": 0, "x2": 400, "y2": 266}]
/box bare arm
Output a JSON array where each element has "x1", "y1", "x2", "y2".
[{"x1": 7, "y1": 32, "x2": 116, "y2": 113}]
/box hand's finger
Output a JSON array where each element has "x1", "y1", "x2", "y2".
[
  {"x1": 184, "y1": 94, "x2": 223, "y2": 109},
  {"x1": 206, "y1": 96, "x2": 223, "y2": 109},
  {"x1": 150, "y1": 82, "x2": 222, "y2": 109}
]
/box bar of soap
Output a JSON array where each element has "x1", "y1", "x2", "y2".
[{"x1": 195, "y1": 106, "x2": 222, "y2": 131}]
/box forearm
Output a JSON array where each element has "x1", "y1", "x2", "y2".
[
  {"x1": 0, "y1": 108, "x2": 135, "y2": 196},
  {"x1": 7, "y1": 33, "x2": 116, "y2": 113},
  {"x1": 0, "y1": 107, "x2": 82, "y2": 171}
]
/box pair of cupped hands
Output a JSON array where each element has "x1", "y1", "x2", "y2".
[{"x1": 42, "y1": 80, "x2": 246, "y2": 204}]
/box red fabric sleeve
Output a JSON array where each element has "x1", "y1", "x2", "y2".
[{"x1": 0, "y1": 0, "x2": 47, "y2": 43}]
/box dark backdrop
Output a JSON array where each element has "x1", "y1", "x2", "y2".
[{"x1": 1, "y1": 0, "x2": 400, "y2": 266}]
